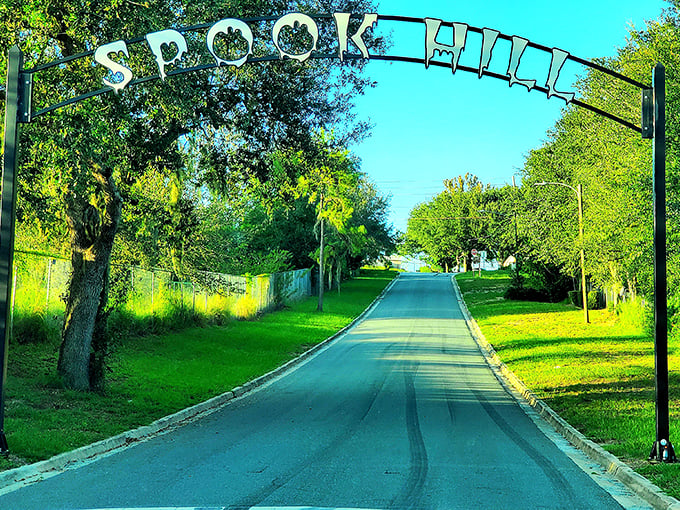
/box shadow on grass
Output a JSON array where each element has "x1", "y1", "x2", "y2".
[
  {"x1": 496, "y1": 334, "x2": 650, "y2": 357},
  {"x1": 467, "y1": 301, "x2": 580, "y2": 321},
  {"x1": 544, "y1": 371, "x2": 680, "y2": 403}
]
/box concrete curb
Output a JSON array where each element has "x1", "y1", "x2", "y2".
[
  {"x1": 451, "y1": 276, "x2": 680, "y2": 510},
  {"x1": 0, "y1": 274, "x2": 399, "y2": 494}
]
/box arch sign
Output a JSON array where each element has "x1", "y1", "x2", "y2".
[{"x1": 0, "y1": 13, "x2": 671, "y2": 460}]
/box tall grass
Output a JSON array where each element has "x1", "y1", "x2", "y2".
[{"x1": 9, "y1": 253, "x2": 311, "y2": 346}]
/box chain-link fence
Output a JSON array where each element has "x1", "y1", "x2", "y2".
[{"x1": 12, "y1": 250, "x2": 312, "y2": 326}]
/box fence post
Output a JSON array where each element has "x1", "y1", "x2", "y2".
[
  {"x1": 45, "y1": 258, "x2": 52, "y2": 313},
  {"x1": 151, "y1": 270, "x2": 155, "y2": 314}
]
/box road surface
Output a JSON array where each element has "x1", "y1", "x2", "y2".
[{"x1": 0, "y1": 273, "x2": 647, "y2": 509}]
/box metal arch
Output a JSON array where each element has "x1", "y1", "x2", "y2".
[
  {"x1": 23, "y1": 14, "x2": 647, "y2": 134},
  {"x1": 31, "y1": 50, "x2": 642, "y2": 134},
  {"x1": 0, "y1": 13, "x2": 668, "y2": 459},
  {"x1": 26, "y1": 14, "x2": 651, "y2": 90},
  {"x1": 377, "y1": 15, "x2": 650, "y2": 89}
]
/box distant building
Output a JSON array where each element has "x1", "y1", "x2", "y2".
[{"x1": 388, "y1": 254, "x2": 428, "y2": 272}]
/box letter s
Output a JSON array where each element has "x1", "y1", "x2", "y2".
[{"x1": 94, "y1": 40, "x2": 133, "y2": 93}]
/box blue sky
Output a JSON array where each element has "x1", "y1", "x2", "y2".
[{"x1": 352, "y1": 0, "x2": 670, "y2": 232}]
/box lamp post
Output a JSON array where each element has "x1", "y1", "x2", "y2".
[{"x1": 535, "y1": 181, "x2": 589, "y2": 324}]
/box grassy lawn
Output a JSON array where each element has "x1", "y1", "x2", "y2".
[
  {"x1": 456, "y1": 270, "x2": 680, "y2": 498},
  {"x1": 0, "y1": 269, "x2": 396, "y2": 472}
]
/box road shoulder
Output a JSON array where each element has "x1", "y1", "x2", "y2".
[{"x1": 451, "y1": 275, "x2": 680, "y2": 510}]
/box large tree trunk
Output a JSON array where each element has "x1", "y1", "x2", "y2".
[{"x1": 58, "y1": 166, "x2": 123, "y2": 391}]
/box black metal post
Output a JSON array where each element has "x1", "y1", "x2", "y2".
[
  {"x1": 649, "y1": 63, "x2": 675, "y2": 462},
  {"x1": 0, "y1": 46, "x2": 25, "y2": 454}
]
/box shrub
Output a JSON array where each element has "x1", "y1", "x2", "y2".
[
  {"x1": 13, "y1": 313, "x2": 60, "y2": 344},
  {"x1": 587, "y1": 290, "x2": 605, "y2": 310},
  {"x1": 568, "y1": 290, "x2": 582, "y2": 308},
  {"x1": 504, "y1": 285, "x2": 550, "y2": 302},
  {"x1": 524, "y1": 260, "x2": 572, "y2": 303}
]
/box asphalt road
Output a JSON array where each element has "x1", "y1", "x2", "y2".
[{"x1": 0, "y1": 273, "x2": 645, "y2": 509}]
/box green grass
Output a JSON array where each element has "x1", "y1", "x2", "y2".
[
  {"x1": 0, "y1": 269, "x2": 396, "y2": 472},
  {"x1": 456, "y1": 270, "x2": 680, "y2": 498}
]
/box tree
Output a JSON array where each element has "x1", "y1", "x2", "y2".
[
  {"x1": 1, "y1": 0, "x2": 382, "y2": 389},
  {"x1": 404, "y1": 174, "x2": 489, "y2": 272},
  {"x1": 292, "y1": 132, "x2": 360, "y2": 310},
  {"x1": 347, "y1": 179, "x2": 396, "y2": 269},
  {"x1": 516, "y1": 8, "x2": 680, "y2": 310}
]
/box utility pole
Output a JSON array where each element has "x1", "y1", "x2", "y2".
[
  {"x1": 534, "y1": 181, "x2": 589, "y2": 324},
  {"x1": 317, "y1": 193, "x2": 325, "y2": 312},
  {"x1": 576, "y1": 184, "x2": 589, "y2": 324}
]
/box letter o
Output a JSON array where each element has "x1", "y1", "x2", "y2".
[
  {"x1": 207, "y1": 19, "x2": 254, "y2": 68},
  {"x1": 272, "y1": 13, "x2": 319, "y2": 62}
]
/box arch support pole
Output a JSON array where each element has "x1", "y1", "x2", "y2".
[
  {"x1": 649, "y1": 63, "x2": 675, "y2": 463},
  {"x1": 0, "y1": 45, "x2": 29, "y2": 454}
]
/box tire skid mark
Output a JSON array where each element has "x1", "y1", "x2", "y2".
[
  {"x1": 391, "y1": 329, "x2": 428, "y2": 510},
  {"x1": 441, "y1": 341, "x2": 457, "y2": 428},
  {"x1": 472, "y1": 388, "x2": 579, "y2": 506},
  {"x1": 233, "y1": 339, "x2": 404, "y2": 509},
  {"x1": 448, "y1": 343, "x2": 580, "y2": 507}
]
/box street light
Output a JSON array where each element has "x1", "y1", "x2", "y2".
[{"x1": 535, "y1": 181, "x2": 589, "y2": 324}]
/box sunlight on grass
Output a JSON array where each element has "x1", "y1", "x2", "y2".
[{"x1": 2, "y1": 269, "x2": 397, "y2": 472}]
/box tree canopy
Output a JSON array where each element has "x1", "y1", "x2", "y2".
[
  {"x1": 1, "y1": 0, "x2": 386, "y2": 390},
  {"x1": 402, "y1": 7, "x2": 680, "y2": 321}
]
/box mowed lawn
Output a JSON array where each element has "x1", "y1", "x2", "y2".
[
  {"x1": 0, "y1": 269, "x2": 396, "y2": 472},
  {"x1": 456, "y1": 270, "x2": 680, "y2": 498}
]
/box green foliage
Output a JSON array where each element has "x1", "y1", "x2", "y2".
[
  {"x1": 504, "y1": 285, "x2": 549, "y2": 303},
  {"x1": 587, "y1": 290, "x2": 605, "y2": 310},
  {"x1": 403, "y1": 173, "x2": 490, "y2": 272},
  {"x1": 2, "y1": 0, "x2": 385, "y2": 389},
  {"x1": 615, "y1": 298, "x2": 649, "y2": 333},
  {"x1": 523, "y1": 260, "x2": 573, "y2": 303},
  {"x1": 12, "y1": 313, "x2": 60, "y2": 345},
  {"x1": 516, "y1": 10, "x2": 680, "y2": 324},
  {"x1": 279, "y1": 131, "x2": 395, "y2": 295},
  {"x1": 396, "y1": 11, "x2": 680, "y2": 338},
  {"x1": 1, "y1": 270, "x2": 394, "y2": 471}
]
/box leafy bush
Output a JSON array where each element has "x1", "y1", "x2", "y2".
[
  {"x1": 13, "y1": 313, "x2": 60, "y2": 344},
  {"x1": 504, "y1": 285, "x2": 549, "y2": 302},
  {"x1": 524, "y1": 260, "x2": 572, "y2": 303},
  {"x1": 568, "y1": 290, "x2": 605, "y2": 310},
  {"x1": 587, "y1": 290, "x2": 605, "y2": 310}
]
